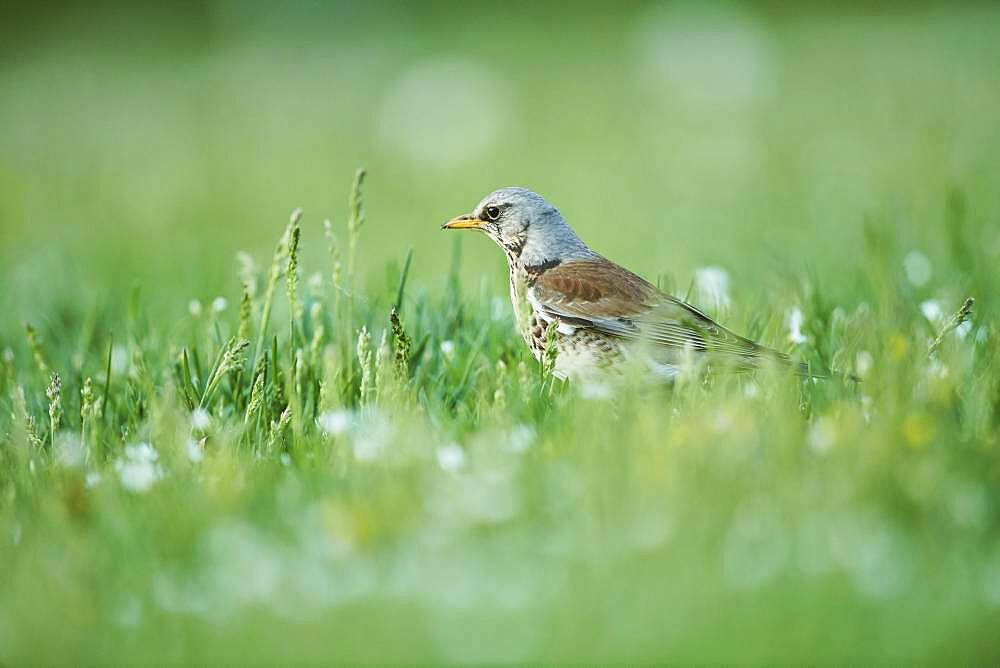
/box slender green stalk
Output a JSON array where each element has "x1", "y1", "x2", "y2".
[
  {"x1": 101, "y1": 336, "x2": 113, "y2": 427},
  {"x1": 346, "y1": 168, "x2": 367, "y2": 284},
  {"x1": 356, "y1": 326, "x2": 373, "y2": 406},
  {"x1": 393, "y1": 249, "x2": 413, "y2": 314},
  {"x1": 80, "y1": 377, "x2": 94, "y2": 445},
  {"x1": 0, "y1": 348, "x2": 14, "y2": 397},
  {"x1": 374, "y1": 329, "x2": 390, "y2": 403},
  {"x1": 252, "y1": 209, "x2": 300, "y2": 371}
]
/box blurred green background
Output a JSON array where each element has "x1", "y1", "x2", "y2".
[
  {"x1": 2, "y1": 4, "x2": 1000, "y2": 663},
  {"x1": 3, "y1": 1, "x2": 1000, "y2": 326}
]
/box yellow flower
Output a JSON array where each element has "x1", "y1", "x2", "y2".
[
  {"x1": 888, "y1": 334, "x2": 910, "y2": 361},
  {"x1": 902, "y1": 413, "x2": 935, "y2": 448}
]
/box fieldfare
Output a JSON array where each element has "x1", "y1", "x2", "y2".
[{"x1": 443, "y1": 187, "x2": 810, "y2": 381}]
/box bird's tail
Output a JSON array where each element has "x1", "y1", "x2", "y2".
[
  {"x1": 760, "y1": 345, "x2": 858, "y2": 382},
  {"x1": 791, "y1": 355, "x2": 859, "y2": 382}
]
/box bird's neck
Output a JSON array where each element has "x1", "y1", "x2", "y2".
[{"x1": 513, "y1": 224, "x2": 594, "y2": 272}]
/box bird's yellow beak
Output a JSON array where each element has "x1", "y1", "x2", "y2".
[{"x1": 441, "y1": 214, "x2": 482, "y2": 230}]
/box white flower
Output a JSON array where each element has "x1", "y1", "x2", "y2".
[
  {"x1": 318, "y1": 410, "x2": 353, "y2": 437},
  {"x1": 352, "y1": 412, "x2": 394, "y2": 462},
  {"x1": 491, "y1": 297, "x2": 507, "y2": 321},
  {"x1": 861, "y1": 395, "x2": 874, "y2": 423},
  {"x1": 808, "y1": 417, "x2": 837, "y2": 454},
  {"x1": 211, "y1": 297, "x2": 229, "y2": 313},
  {"x1": 694, "y1": 266, "x2": 731, "y2": 310},
  {"x1": 436, "y1": 443, "x2": 466, "y2": 472},
  {"x1": 116, "y1": 442, "x2": 162, "y2": 493},
  {"x1": 956, "y1": 320, "x2": 972, "y2": 340},
  {"x1": 54, "y1": 432, "x2": 86, "y2": 468},
  {"x1": 855, "y1": 351, "x2": 873, "y2": 377},
  {"x1": 85, "y1": 471, "x2": 103, "y2": 488},
  {"x1": 188, "y1": 300, "x2": 203, "y2": 317},
  {"x1": 508, "y1": 425, "x2": 536, "y2": 453},
  {"x1": 440, "y1": 340, "x2": 456, "y2": 360},
  {"x1": 110, "y1": 345, "x2": 130, "y2": 377},
  {"x1": 920, "y1": 300, "x2": 943, "y2": 324},
  {"x1": 712, "y1": 409, "x2": 734, "y2": 434},
  {"x1": 579, "y1": 381, "x2": 612, "y2": 401},
  {"x1": 786, "y1": 306, "x2": 808, "y2": 344},
  {"x1": 191, "y1": 408, "x2": 211, "y2": 431},
  {"x1": 2, "y1": 347, "x2": 13, "y2": 364},
  {"x1": 186, "y1": 438, "x2": 205, "y2": 463},
  {"x1": 903, "y1": 251, "x2": 932, "y2": 287}
]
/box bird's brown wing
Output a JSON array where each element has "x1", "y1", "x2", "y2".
[{"x1": 531, "y1": 259, "x2": 793, "y2": 369}]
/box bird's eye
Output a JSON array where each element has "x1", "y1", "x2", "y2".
[{"x1": 485, "y1": 205, "x2": 501, "y2": 221}]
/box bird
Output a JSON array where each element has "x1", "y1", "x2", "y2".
[{"x1": 442, "y1": 187, "x2": 815, "y2": 382}]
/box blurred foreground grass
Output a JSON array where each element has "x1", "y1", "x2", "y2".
[{"x1": 2, "y1": 2, "x2": 1000, "y2": 663}]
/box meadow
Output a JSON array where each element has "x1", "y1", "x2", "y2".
[{"x1": 1, "y1": 2, "x2": 999, "y2": 663}]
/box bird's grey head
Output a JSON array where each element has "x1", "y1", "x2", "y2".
[{"x1": 442, "y1": 187, "x2": 594, "y2": 266}]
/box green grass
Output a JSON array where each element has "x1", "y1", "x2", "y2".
[
  {"x1": 2, "y1": 3, "x2": 1000, "y2": 663},
  {"x1": 2, "y1": 171, "x2": 999, "y2": 663}
]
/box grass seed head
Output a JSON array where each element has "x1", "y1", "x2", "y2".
[
  {"x1": 929, "y1": 297, "x2": 976, "y2": 356},
  {"x1": 46, "y1": 372, "x2": 63, "y2": 441},
  {"x1": 24, "y1": 323, "x2": 50, "y2": 379},
  {"x1": 389, "y1": 307, "x2": 411, "y2": 380},
  {"x1": 267, "y1": 405, "x2": 292, "y2": 453},
  {"x1": 220, "y1": 338, "x2": 249, "y2": 376},
  {"x1": 80, "y1": 377, "x2": 94, "y2": 422},
  {"x1": 346, "y1": 168, "x2": 367, "y2": 280},
  {"x1": 323, "y1": 219, "x2": 343, "y2": 289},
  {"x1": 494, "y1": 359, "x2": 508, "y2": 409},
  {"x1": 238, "y1": 283, "x2": 253, "y2": 343},
  {"x1": 309, "y1": 323, "x2": 325, "y2": 369},
  {"x1": 541, "y1": 320, "x2": 559, "y2": 379},
  {"x1": 11, "y1": 384, "x2": 43, "y2": 451},
  {"x1": 200, "y1": 338, "x2": 249, "y2": 409},
  {"x1": 244, "y1": 368, "x2": 266, "y2": 426},
  {"x1": 286, "y1": 210, "x2": 303, "y2": 328}
]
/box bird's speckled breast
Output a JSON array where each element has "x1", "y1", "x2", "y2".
[{"x1": 508, "y1": 265, "x2": 547, "y2": 361}]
